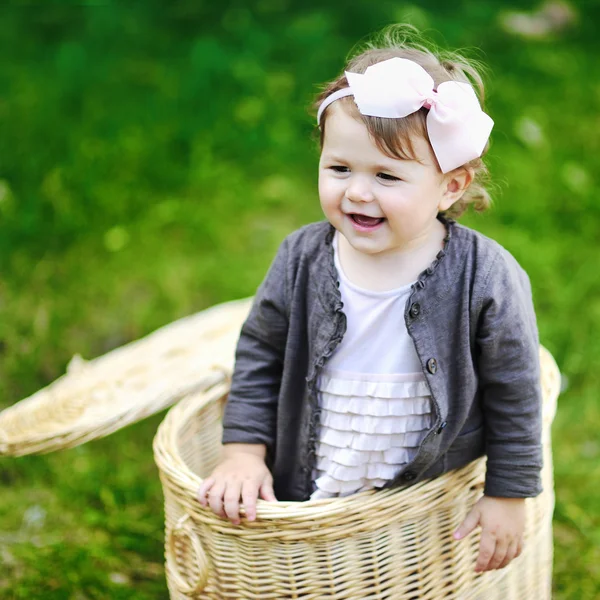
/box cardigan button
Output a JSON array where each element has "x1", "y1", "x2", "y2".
[
  {"x1": 436, "y1": 421, "x2": 447, "y2": 434},
  {"x1": 402, "y1": 471, "x2": 417, "y2": 482},
  {"x1": 426, "y1": 358, "x2": 438, "y2": 374},
  {"x1": 409, "y1": 303, "x2": 420, "y2": 318}
]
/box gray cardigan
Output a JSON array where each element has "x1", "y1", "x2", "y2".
[{"x1": 222, "y1": 217, "x2": 543, "y2": 501}]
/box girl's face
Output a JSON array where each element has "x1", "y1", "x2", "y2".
[{"x1": 318, "y1": 103, "x2": 463, "y2": 258}]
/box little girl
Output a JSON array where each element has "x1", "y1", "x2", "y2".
[{"x1": 198, "y1": 26, "x2": 542, "y2": 575}]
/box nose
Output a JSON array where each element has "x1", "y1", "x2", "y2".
[{"x1": 345, "y1": 175, "x2": 374, "y2": 203}]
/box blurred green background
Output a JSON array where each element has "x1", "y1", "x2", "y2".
[{"x1": 1, "y1": 2, "x2": 598, "y2": 598}]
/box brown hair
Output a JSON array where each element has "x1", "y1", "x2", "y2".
[{"x1": 314, "y1": 25, "x2": 491, "y2": 218}]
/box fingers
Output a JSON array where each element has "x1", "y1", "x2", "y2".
[
  {"x1": 498, "y1": 538, "x2": 520, "y2": 570},
  {"x1": 475, "y1": 530, "x2": 496, "y2": 573},
  {"x1": 198, "y1": 477, "x2": 232, "y2": 519},
  {"x1": 197, "y1": 477, "x2": 214, "y2": 507},
  {"x1": 199, "y1": 477, "x2": 267, "y2": 525},
  {"x1": 476, "y1": 534, "x2": 524, "y2": 572},
  {"x1": 486, "y1": 534, "x2": 509, "y2": 571},
  {"x1": 241, "y1": 480, "x2": 260, "y2": 522},
  {"x1": 259, "y1": 477, "x2": 277, "y2": 503},
  {"x1": 454, "y1": 506, "x2": 481, "y2": 540},
  {"x1": 223, "y1": 481, "x2": 244, "y2": 525},
  {"x1": 197, "y1": 467, "x2": 276, "y2": 525},
  {"x1": 207, "y1": 480, "x2": 228, "y2": 519},
  {"x1": 516, "y1": 538, "x2": 524, "y2": 559}
]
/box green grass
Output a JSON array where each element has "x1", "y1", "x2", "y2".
[{"x1": 1, "y1": 3, "x2": 599, "y2": 598}]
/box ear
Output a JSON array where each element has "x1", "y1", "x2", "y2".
[{"x1": 438, "y1": 167, "x2": 474, "y2": 212}]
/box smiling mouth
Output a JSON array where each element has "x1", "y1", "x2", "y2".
[{"x1": 349, "y1": 214, "x2": 385, "y2": 227}]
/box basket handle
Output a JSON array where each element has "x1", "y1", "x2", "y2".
[{"x1": 166, "y1": 514, "x2": 210, "y2": 596}]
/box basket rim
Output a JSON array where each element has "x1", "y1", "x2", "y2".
[{"x1": 153, "y1": 344, "x2": 560, "y2": 527}]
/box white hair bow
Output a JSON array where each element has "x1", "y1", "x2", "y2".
[{"x1": 317, "y1": 57, "x2": 494, "y2": 173}]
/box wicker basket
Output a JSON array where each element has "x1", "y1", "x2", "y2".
[
  {"x1": 153, "y1": 346, "x2": 559, "y2": 600},
  {"x1": 0, "y1": 298, "x2": 252, "y2": 457}
]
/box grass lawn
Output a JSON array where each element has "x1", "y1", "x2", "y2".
[{"x1": 1, "y1": 3, "x2": 599, "y2": 598}]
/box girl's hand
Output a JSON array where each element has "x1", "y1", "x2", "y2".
[
  {"x1": 197, "y1": 443, "x2": 277, "y2": 525},
  {"x1": 453, "y1": 496, "x2": 525, "y2": 572}
]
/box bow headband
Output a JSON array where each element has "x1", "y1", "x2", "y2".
[{"x1": 316, "y1": 57, "x2": 494, "y2": 173}]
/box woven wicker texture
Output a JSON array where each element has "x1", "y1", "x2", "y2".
[
  {"x1": 0, "y1": 298, "x2": 253, "y2": 456},
  {"x1": 154, "y1": 346, "x2": 559, "y2": 600}
]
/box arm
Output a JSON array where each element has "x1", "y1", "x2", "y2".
[
  {"x1": 455, "y1": 250, "x2": 543, "y2": 570},
  {"x1": 199, "y1": 238, "x2": 291, "y2": 522},
  {"x1": 222, "y1": 236, "x2": 290, "y2": 449},
  {"x1": 476, "y1": 251, "x2": 543, "y2": 498}
]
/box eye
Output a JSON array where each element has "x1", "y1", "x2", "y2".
[
  {"x1": 377, "y1": 172, "x2": 400, "y2": 182},
  {"x1": 329, "y1": 165, "x2": 349, "y2": 174}
]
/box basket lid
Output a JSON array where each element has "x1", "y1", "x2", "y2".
[{"x1": 0, "y1": 297, "x2": 252, "y2": 456}]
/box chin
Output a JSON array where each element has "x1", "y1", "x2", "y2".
[{"x1": 346, "y1": 239, "x2": 385, "y2": 255}]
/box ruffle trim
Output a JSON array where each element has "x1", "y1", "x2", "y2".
[
  {"x1": 318, "y1": 370, "x2": 431, "y2": 400},
  {"x1": 317, "y1": 444, "x2": 413, "y2": 467},
  {"x1": 319, "y1": 429, "x2": 426, "y2": 451},
  {"x1": 320, "y1": 410, "x2": 432, "y2": 434},
  {"x1": 316, "y1": 455, "x2": 406, "y2": 481},
  {"x1": 310, "y1": 475, "x2": 386, "y2": 498},
  {"x1": 320, "y1": 394, "x2": 431, "y2": 417},
  {"x1": 311, "y1": 369, "x2": 432, "y2": 499}
]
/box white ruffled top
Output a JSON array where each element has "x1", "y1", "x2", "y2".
[{"x1": 310, "y1": 232, "x2": 433, "y2": 500}]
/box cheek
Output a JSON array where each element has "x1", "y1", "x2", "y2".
[
  {"x1": 318, "y1": 178, "x2": 341, "y2": 206},
  {"x1": 317, "y1": 176, "x2": 326, "y2": 198},
  {"x1": 377, "y1": 190, "x2": 406, "y2": 215}
]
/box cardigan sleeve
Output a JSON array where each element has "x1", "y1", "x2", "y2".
[
  {"x1": 221, "y1": 237, "x2": 290, "y2": 451},
  {"x1": 475, "y1": 249, "x2": 544, "y2": 498}
]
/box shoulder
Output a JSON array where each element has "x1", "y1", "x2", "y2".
[
  {"x1": 451, "y1": 222, "x2": 534, "y2": 311},
  {"x1": 261, "y1": 221, "x2": 332, "y2": 293},
  {"x1": 275, "y1": 221, "x2": 332, "y2": 269},
  {"x1": 452, "y1": 221, "x2": 531, "y2": 285},
  {"x1": 284, "y1": 221, "x2": 332, "y2": 255}
]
